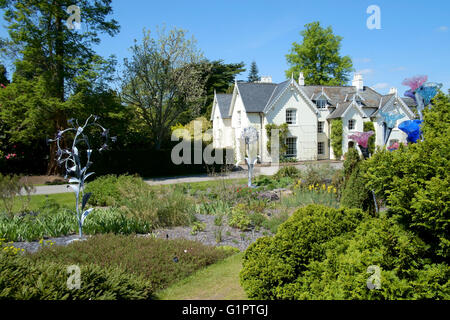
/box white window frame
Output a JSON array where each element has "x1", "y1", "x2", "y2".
[
  {"x1": 316, "y1": 99, "x2": 327, "y2": 109},
  {"x1": 285, "y1": 137, "x2": 297, "y2": 158},
  {"x1": 318, "y1": 141, "x2": 325, "y2": 155},
  {"x1": 286, "y1": 109, "x2": 297, "y2": 125},
  {"x1": 348, "y1": 119, "x2": 356, "y2": 131}
]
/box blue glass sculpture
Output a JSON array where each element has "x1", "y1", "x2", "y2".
[
  {"x1": 416, "y1": 82, "x2": 443, "y2": 106},
  {"x1": 404, "y1": 89, "x2": 416, "y2": 102},
  {"x1": 241, "y1": 127, "x2": 259, "y2": 188},
  {"x1": 398, "y1": 120, "x2": 423, "y2": 144},
  {"x1": 48, "y1": 115, "x2": 116, "y2": 238},
  {"x1": 379, "y1": 111, "x2": 404, "y2": 145}
]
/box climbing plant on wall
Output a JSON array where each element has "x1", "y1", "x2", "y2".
[
  {"x1": 265, "y1": 123, "x2": 288, "y2": 156},
  {"x1": 363, "y1": 121, "x2": 376, "y2": 156},
  {"x1": 330, "y1": 119, "x2": 343, "y2": 160}
]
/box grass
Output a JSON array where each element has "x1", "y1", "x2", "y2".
[
  {"x1": 157, "y1": 252, "x2": 247, "y2": 300},
  {"x1": 0, "y1": 193, "x2": 74, "y2": 213}
]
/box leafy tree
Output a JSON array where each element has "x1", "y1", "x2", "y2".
[
  {"x1": 199, "y1": 60, "x2": 245, "y2": 118},
  {"x1": 248, "y1": 61, "x2": 260, "y2": 82},
  {"x1": 0, "y1": 0, "x2": 120, "y2": 174},
  {"x1": 285, "y1": 21, "x2": 353, "y2": 86},
  {"x1": 0, "y1": 63, "x2": 9, "y2": 85},
  {"x1": 121, "y1": 27, "x2": 208, "y2": 150}
]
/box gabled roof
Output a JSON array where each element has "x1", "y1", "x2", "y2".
[
  {"x1": 236, "y1": 82, "x2": 278, "y2": 113},
  {"x1": 222, "y1": 80, "x2": 417, "y2": 121},
  {"x1": 215, "y1": 94, "x2": 232, "y2": 119}
]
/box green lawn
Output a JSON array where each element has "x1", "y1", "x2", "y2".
[
  {"x1": 157, "y1": 252, "x2": 248, "y2": 300},
  {"x1": 1, "y1": 193, "x2": 75, "y2": 213}
]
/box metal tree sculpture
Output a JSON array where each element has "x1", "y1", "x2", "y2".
[
  {"x1": 48, "y1": 115, "x2": 116, "y2": 238},
  {"x1": 348, "y1": 131, "x2": 375, "y2": 159},
  {"x1": 241, "y1": 127, "x2": 259, "y2": 188},
  {"x1": 379, "y1": 111, "x2": 404, "y2": 146}
]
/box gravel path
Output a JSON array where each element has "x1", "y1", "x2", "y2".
[{"x1": 11, "y1": 214, "x2": 270, "y2": 254}]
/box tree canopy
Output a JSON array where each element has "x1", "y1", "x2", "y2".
[
  {"x1": 285, "y1": 21, "x2": 353, "y2": 86},
  {"x1": 248, "y1": 61, "x2": 260, "y2": 82}
]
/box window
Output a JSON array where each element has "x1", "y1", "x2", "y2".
[
  {"x1": 318, "y1": 121, "x2": 324, "y2": 133},
  {"x1": 286, "y1": 109, "x2": 297, "y2": 125},
  {"x1": 285, "y1": 137, "x2": 297, "y2": 157},
  {"x1": 348, "y1": 119, "x2": 356, "y2": 130},
  {"x1": 316, "y1": 99, "x2": 327, "y2": 108},
  {"x1": 355, "y1": 96, "x2": 362, "y2": 106},
  {"x1": 318, "y1": 142, "x2": 325, "y2": 155}
]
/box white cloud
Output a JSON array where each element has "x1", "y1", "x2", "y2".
[
  {"x1": 371, "y1": 83, "x2": 389, "y2": 90},
  {"x1": 437, "y1": 26, "x2": 448, "y2": 32},
  {"x1": 357, "y1": 69, "x2": 373, "y2": 75}
]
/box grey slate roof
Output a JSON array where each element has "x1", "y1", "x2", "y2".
[
  {"x1": 236, "y1": 82, "x2": 278, "y2": 112},
  {"x1": 215, "y1": 94, "x2": 232, "y2": 119},
  {"x1": 402, "y1": 97, "x2": 417, "y2": 107},
  {"x1": 221, "y1": 80, "x2": 416, "y2": 120}
]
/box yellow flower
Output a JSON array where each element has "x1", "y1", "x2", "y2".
[{"x1": 333, "y1": 187, "x2": 337, "y2": 194}]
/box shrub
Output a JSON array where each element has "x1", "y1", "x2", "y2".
[
  {"x1": 280, "y1": 217, "x2": 449, "y2": 300},
  {"x1": 364, "y1": 93, "x2": 450, "y2": 259},
  {"x1": 85, "y1": 174, "x2": 148, "y2": 207},
  {"x1": 274, "y1": 166, "x2": 301, "y2": 179},
  {"x1": 301, "y1": 164, "x2": 337, "y2": 186},
  {"x1": 229, "y1": 204, "x2": 252, "y2": 231},
  {"x1": 240, "y1": 205, "x2": 366, "y2": 299},
  {"x1": 340, "y1": 165, "x2": 374, "y2": 213},
  {"x1": 0, "y1": 251, "x2": 153, "y2": 300},
  {"x1": 27, "y1": 234, "x2": 233, "y2": 293},
  {"x1": 254, "y1": 175, "x2": 292, "y2": 190},
  {"x1": 121, "y1": 186, "x2": 195, "y2": 229}
]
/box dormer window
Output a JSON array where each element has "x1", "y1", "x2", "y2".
[{"x1": 316, "y1": 99, "x2": 327, "y2": 109}]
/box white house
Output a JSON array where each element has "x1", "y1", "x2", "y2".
[{"x1": 210, "y1": 73, "x2": 416, "y2": 163}]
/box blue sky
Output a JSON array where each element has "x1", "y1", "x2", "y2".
[{"x1": 1, "y1": 0, "x2": 449, "y2": 95}]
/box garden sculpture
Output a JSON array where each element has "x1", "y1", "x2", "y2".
[
  {"x1": 348, "y1": 131, "x2": 374, "y2": 159},
  {"x1": 379, "y1": 111, "x2": 404, "y2": 146},
  {"x1": 48, "y1": 115, "x2": 116, "y2": 238},
  {"x1": 241, "y1": 126, "x2": 259, "y2": 188},
  {"x1": 402, "y1": 75, "x2": 442, "y2": 121}
]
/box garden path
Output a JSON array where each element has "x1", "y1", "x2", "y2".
[{"x1": 25, "y1": 161, "x2": 343, "y2": 195}]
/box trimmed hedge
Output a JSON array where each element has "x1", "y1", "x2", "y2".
[
  {"x1": 240, "y1": 205, "x2": 366, "y2": 299},
  {"x1": 240, "y1": 204, "x2": 450, "y2": 300}
]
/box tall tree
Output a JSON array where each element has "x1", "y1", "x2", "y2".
[
  {"x1": 285, "y1": 21, "x2": 353, "y2": 86},
  {"x1": 248, "y1": 61, "x2": 260, "y2": 82},
  {"x1": 121, "y1": 27, "x2": 208, "y2": 150},
  {"x1": 0, "y1": 0, "x2": 120, "y2": 174},
  {"x1": 199, "y1": 60, "x2": 245, "y2": 118},
  {"x1": 0, "y1": 63, "x2": 9, "y2": 85}
]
